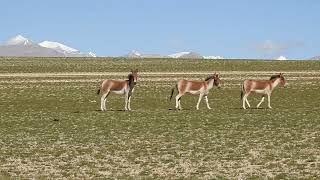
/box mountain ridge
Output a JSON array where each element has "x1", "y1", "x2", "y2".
[
  {"x1": 127, "y1": 50, "x2": 223, "y2": 59},
  {"x1": 0, "y1": 35, "x2": 96, "y2": 57}
]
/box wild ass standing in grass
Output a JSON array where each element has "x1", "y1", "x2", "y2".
[
  {"x1": 241, "y1": 73, "x2": 286, "y2": 109},
  {"x1": 170, "y1": 73, "x2": 221, "y2": 110},
  {"x1": 97, "y1": 70, "x2": 138, "y2": 111}
]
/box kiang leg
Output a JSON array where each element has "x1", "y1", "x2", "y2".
[
  {"x1": 242, "y1": 93, "x2": 249, "y2": 109},
  {"x1": 100, "y1": 95, "x2": 105, "y2": 111},
  {"x1": 101, "y1": 91, "x2": 109, "y2": 111},
  {"x1": 126, "y1": 89, "x2": 133, "y2": 111},
  {"x1": 245, "y1": 97, "x2": 251, "y2": 108},
  {"x1": 124, "y1": 93, "x2": 129, "y2": 111},
  {"x1": 127, "y1": 95, "x2": 132, "y2": 111},
  {"x1": 204, "y1": 95, "x2": 211, "y2": 109},
  {"x1": 175, "y1": 94, "x2": 183, "y2": 110},
  {"x1": 257, "y1": 96, "x2": 265, "y2": 108},
  {"x1": 103, "y1": 91, "x2": 110, "y2": 111},
  {"x1": 196, "y1": 93, "x2": 204, "y2": 110},
  {"x1": 267, "y1": 93, "x2": 272, "y2": 109}
]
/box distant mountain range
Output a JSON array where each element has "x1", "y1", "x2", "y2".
[
  {"x1": 127, "y1": 50, "x2": 170, "y2": 58},
  {"x1": 0, "y1": 35, "x2": 96, "y2": 57},
  {"x1": 126, "y1": 50, "x2": 224, "y2": 59},
  {"x1": 309, "y1": 56, "x2": 320, "y2": 60},
  {"x1": 1, "y1": 35, "x2": 318, "y2": 60}
]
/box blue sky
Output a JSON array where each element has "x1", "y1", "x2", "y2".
[{"x1": 0, "y1": 0, "x2": 319, "y2": 59}]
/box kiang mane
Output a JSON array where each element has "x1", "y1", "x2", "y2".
[
  {"x1": 270, "y1": 75, "x2": 280, "y2": 80},
  {"x1": 205, "y1": 76, "x2": 213, "y2": 81},
  {"x1": 128, "y1": 73, "x2": 135, "y2": 86},
  {"x1": 128, "y1": 73, "x2": 134, "y2": 80}
]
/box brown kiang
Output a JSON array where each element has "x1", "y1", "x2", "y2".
[
  {"x1": 241, "y1": 73, "x2": 286, "y2": 109},
  {"x1": 170, "y1": 73, "x2": 221, "y2": 110},
  {"x1": 97, "y1": 70, "x2": 138, "y2": 111}
]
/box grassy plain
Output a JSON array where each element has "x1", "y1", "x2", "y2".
[{"x1": 0, "y1": 57, "x2": 319, "y2": 179}]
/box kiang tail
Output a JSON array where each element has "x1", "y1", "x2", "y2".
[
  {"x1": 97, "y1": 88, "x2": 100, "y2": 95},
  {"x1": 240, "y1": 83, "x2": 244, "y2": 100},
  {"x1": 170, "y1": 84, "x2": 177, "y2": 101}
]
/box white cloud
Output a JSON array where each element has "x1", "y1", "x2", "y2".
[{"x1": 255, "y1": 40, "x2": 304, "y2": 55}]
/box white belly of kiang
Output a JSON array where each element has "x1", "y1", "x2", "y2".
[
  {"x1": 188, "y1": 90, "x2": 200, "y2": 95},
  {"x1": 253, "y1": 89, "x2": 267, "y2": 94},
  {"x1": 112, "y1": 89, "x2": 126, "y2": 95}
]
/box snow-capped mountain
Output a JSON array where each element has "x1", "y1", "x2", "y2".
[
  {"x1": 127, "y1": 50, "x2": 222, "y2": 59},
  {"x1": 0, "y1": 35, "x2": 65, "y2": 57},
  {"x1": 39, "y1": 41, "x2": 79, "y2": 54},
  {"x1": 276, "y1": 56, "x2": 287, "y2": 60},
  {"x1": 168, "y1": 51, "x2": 203, "y2": 59},
  {"x1": 0, "y1": 35, "x2": 96, "y2": 57},
  {"x1": 203, "y1": 55, "x2": 224, "y2": 59},
  {"x1": 38, "y1": 40, "x2": 95, "y2": 57},
  {"x1": 5, "y1": 35, "x2": 33, "y2": 46},
  {"x1": 168, "y1": 52, "x2": 191, "y2": 58},
  {"x1": 308, "y1": 56, "x2": 320, "y2": 60},
  {"x1": 127, "y1": 50, "x2": 142, "y2": 58},
  {"x1": 88, "y1": 52, "x2": 96, "y2": 57},
  {"x1": 127, "y1": 50, "x2": 169, "y2": 58}
]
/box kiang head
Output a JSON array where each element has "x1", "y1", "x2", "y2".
[
  {"x1": 279, "y1": 73, "x2": 286, "y2": 87},
  {"x1": 270, "y1": 73, "x2": 286, "y2": 87},
  {"x1": 212, "y1": 72, "x2": 221, "y2": 88},
  {"x1": 130, "y1": 69, "x2": 139, "y2": 83}
]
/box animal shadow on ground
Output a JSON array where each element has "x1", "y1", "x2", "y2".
[
  {"x1": 168, "y1": 108, "x2": 195, "y2": 111},
  {"x1": 95, "y1": 109, "x2": 127, "y2": 112}
]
